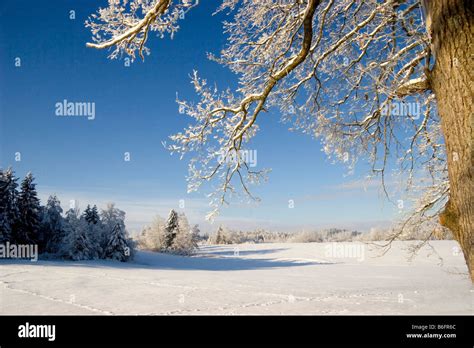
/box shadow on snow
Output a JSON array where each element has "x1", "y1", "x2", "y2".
[{"x1": 0, "y1": 248, "x2": 336, "y2": 271}]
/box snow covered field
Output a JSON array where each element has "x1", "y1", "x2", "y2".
[{"x1": 0, "y1": 241, "x2": 472, "y2": 315}]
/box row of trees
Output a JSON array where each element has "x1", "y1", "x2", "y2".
[
  {"x1": 138, "y1": 209, "x2": 200, "y2": 255},
  {"x1": 207, "y1": 225, "x2": 453, "y2": 245},
  {"x1": 207, "y1": 226, "x2": 357, "y2": 244},
  {"x1": 0, "y1": 168, "x2": 133, "y2": 262}
]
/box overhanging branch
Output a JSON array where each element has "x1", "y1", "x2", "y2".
[{"x1": 395, "y1": 76, "x2": 430, "y2": 97}]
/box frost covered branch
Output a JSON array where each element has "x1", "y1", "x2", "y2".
[
  {"x1": 395, "y1": 76, "x2": 430, "y2": 97},
  {"x1": 87, "y1": 0, "x2": 444, "y2": 232},
  {"x1": 86, "y1": 0, "x2": 197, "y2": 60}
]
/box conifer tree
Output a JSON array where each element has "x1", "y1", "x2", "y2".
[
  {"x1": 0, "y1": 169, "x2": 10, "y2": 242},
  {"x1": 90, "y1": 205, "x2": 100, "y2": 224},
  {"x1": 163, "y1": 209, "x2": 178, "y2": 249},
  {"x1": 170, "y1": 213, "x2": 196, "y2": 255},
  {"x1": 15, "y1": 173, "x2": 41, "y2": 244},
  {"x1": 0, "y1": 168, "x2": 19, "y2": 243},
  {"x1": 103, "y1": 223, "x2": 132, "y2": 262},
  {"x1": 81, "y1": 205, "x2": 102, "y2": 259},
  {"x1": 40, "y1": 195, "x2": 64, "y2": 253},
  {"x1": 84, "y1": 204, "x2": 100, "y2": 225},
  {"x1": 61, "y1": 208, "x2": 94, "y2": 261},
  {"x1": 215, "y1": 226, "x2": 228, "y2": 245},
  {"x1": 83, "y1": 205, "x2": 92, "y2": 222},
  {"x1": 100, "y1": 203, "x2": 126, "y2": 253},
  {"x1": 191, "y1": 224, "x2": 200, "y2": 248}
]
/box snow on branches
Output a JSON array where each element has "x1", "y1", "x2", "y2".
[
  {"x1": 86, "y1": 0, "x2": 446, "y2": 236},
  {"x1": 86, "y1": 0, "x2": 198, "y2": 61}
]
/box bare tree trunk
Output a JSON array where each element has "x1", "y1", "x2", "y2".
[{"x1": 425, "y1": 0, "x2": 474, "y2": 281}]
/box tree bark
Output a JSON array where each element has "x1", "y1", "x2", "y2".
[{"x1": 425, "y1": 0, "x2": 474, "y2": 281}]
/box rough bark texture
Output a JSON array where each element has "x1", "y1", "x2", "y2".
[{"x1": 426, "y1": 0, "x2": 474, "y2": 281}]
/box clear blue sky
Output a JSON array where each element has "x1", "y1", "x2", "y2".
[{"x1": 0, "y1": 0, "x2": 399, "y2": 233}]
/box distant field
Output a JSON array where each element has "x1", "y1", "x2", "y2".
[{"x1": 0, "y1": 241, "x2": 471, "y2": 315}]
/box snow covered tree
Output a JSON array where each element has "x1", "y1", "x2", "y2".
[
  {"x1": 213, "y1": 226, "x2": 229, "y2": 245},
  {"x1": 191, "y1": 224, "x2": 201, "y2": 246},
  {"x1": 86, "y1": 0, "x2": 474, "y2": 280},
  {"x1": 170, "y1": 213, "x2": 196, "y2": 254},
  {"x1": 100, "y1": 203, "x2": 126, "y2": 254},
  {"x1": 0, "y1": 168, "x2": 19, "y2": 243},
  {"x1": 84, "y1": 204, "x2": 100, "y2": 225},
  {"x1": 215, "y1": 226, "x2": 223, "y2": 245},
  {"x1": 15, "y1": 173, "x2": 41, "y2": 244},
  {"x1": 138, "y1": 215, "x2": 166, "y2": 250},
  {"x1": 61, "y1": 208, "x2": 94, "y2": 261},
  {"x1": 103, "y1": 223, "x2": 133, "y2": 262},
  {"x1": 40, "y1": 195, "x2": 64, "y2": 253},
  {"x1": 163, "y1": 209, "x2": 178, "y2": 249},
  {"x1": 81, "y1": 205, "x2": 103, "y2": 259},
  {"x1": 139, "y1": 214, "x2": 198, "y2": 254},
  {"x1": 0, "y1": 169, "x2": 8, "y2": 242}
]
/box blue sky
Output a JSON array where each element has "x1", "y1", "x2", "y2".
[{"x1": 0, "y1": 0, "x2": 399, "y2": 233}]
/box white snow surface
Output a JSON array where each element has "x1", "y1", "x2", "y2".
[{"x1": 0, "y1": 241, "x2": 472, "y2": 315}]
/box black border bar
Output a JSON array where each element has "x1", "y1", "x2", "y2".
[{"x1": 0, "y1": 315, "x2": 472, "y2": 346}]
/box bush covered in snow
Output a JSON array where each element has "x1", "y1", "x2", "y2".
[
  {"x1": 208, "y1": 226, "x2": 231, "y2": 244},
  {"x1": 137, "y1": 210, "x2": 199, "y2": 255}
]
